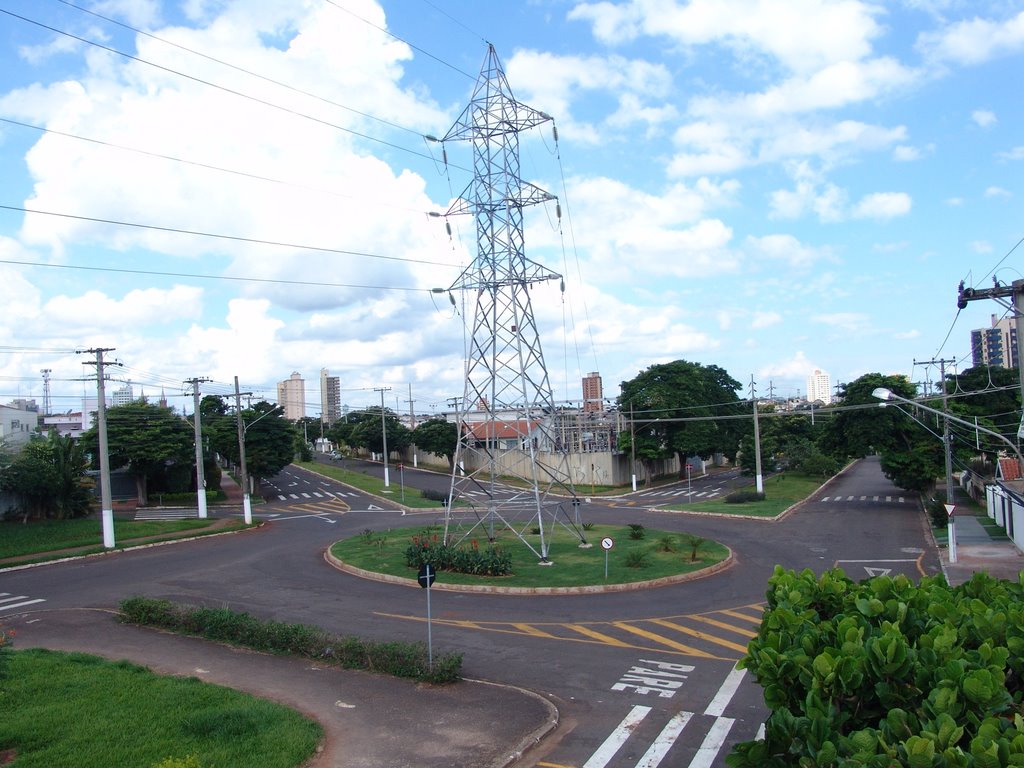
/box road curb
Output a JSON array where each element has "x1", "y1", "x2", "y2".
[
  {"x1": 461, "y1": 678, "x2": 561, "y2": 768},
  {"x1": 323, "y1": 547, "x2": 735, "y2": 595}
]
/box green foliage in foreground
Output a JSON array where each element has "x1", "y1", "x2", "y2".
[
  {"x1": 0, "y1": 649, "x2": 321, "y2": 768},
  {"x1": 120, "y1": 597, "x2": 462, "y2": 684},
  {"x1": 729, "y1": 566, "x2": 1024, "y2": 768}
]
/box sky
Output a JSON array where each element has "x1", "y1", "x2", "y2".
[{"x1": 1, "y1": 0, "x2": 1022, "y2": 419}]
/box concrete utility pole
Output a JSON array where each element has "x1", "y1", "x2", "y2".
[
  {"x1": 185, "y1": 377, "x2": 212, "y2": 519},
  {"x1": 915, "y1": 358, "x2": 957, "y2": 507},
  {"x1": 233, "y1": 376, "x2": 253, "y2": 524},
  {"x1": 958, "y1": 278, "x2": 1024, "y2": 443},
  {"x1": 750, "y1": 376, "x2": 764, "y2": 494},
  {"x1": 375, "y1": 386, "x2": 392, "y2": 487},
  {"x1": 79, "y1": 347, "x2": 120, "y2": 548}
]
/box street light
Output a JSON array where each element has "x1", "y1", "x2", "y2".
[
  {"x1": 872, "y1": 387, "x2": 1024, "y2": 564},
  {"x1": 375, "y1": 386, "x2": 392, "y2": 488},
  {"x1": 236, "y1": 403, "x2": 282, "y2": 525}
]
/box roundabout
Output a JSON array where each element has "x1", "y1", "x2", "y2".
[{"x1": 325, "y1": 522, "x2": 734, "y2": 594}]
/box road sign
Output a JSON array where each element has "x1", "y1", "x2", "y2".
[
  {"x1": 944, "y1": 504, "x2": 956, "y2": 517},
  {"x1": 417, "y1": 563, "x2": 436, "y2": 589},
  {"x1": 601, "y1": 537, "x2": 614, "y2": 551}
]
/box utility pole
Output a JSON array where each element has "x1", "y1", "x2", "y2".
[
  {"x1": 916, "y1": 356, "x2": 957, "y2": 562},
  {"x1": 958, "y1": 278, "x2": 1024, "y2": 444},
  {"x1": 375, "y1": 386, "x2": 392, "y2": 487},
  {"x1": 185, "y1": 377, "x2": 212, "y2": 519},
  {"x1": 750, "y1": 376, "x2": 764, "y2": 494},
  {"x1": 233, "y1": 376, "x2": 254, "y2": 524},
  {"x1": 406, "y1": 383, "x2": 418, "y2": 468},
  {"x1": 79, "y1": 347, "x2": 120, "y2": 548}
]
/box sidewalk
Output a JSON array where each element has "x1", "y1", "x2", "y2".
[
  {"x1": 939, "y1": 513, "x2": 1024, "y2": 586},
  {"x1": 6, "y1": 608, "x2": 557, "y2": 768}
]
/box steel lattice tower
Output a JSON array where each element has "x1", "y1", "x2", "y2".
[{"x1": 440, "y1": 45, "x2": 585, "y2": 562}]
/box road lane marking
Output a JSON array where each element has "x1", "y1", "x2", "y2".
[
  {"x1": 649, "y1": 619, "x2": 750, "y2": 654},
  {"x1": 613, "y1": 622, "x2": 720, "y2": 658},
  {"x1": 688, "y1": 615, "x2": 758, "y2": 637},
  {"x1": 689, "y1": 716, "x2": 735, "y2": 768},
  {"x1": 636, "y1": 710, "x2": 693, "y2": 768},
  {"x1": 567, "y1": 624, "x2": 637, "y2": 648},
  {"x1": 719, "y1": 608, "x2": 764, "y2": 624},
  {"x1": 511, "y1": 623, "x2": 559, "y2": 638},
  {"x1": 705, "y1": 666, "x2": 746, "y2": 717},
  {"x1": 582, "y1": 705, "x2": 651, "y2": 768}
]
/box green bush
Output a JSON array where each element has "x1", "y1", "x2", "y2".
[
  {"x1": 628, "y1": 523, "x2": 646, "y2": 540},
  {"x1": 728, "y1": 566, "x2": 1024, "y2": 768},
  {"x1": 724, "y1": 490, "x2": 766, "y2": 504},
  {"x1": 420, "y1": 488, "x2": 450, "y2": 504},
  {"x1": 119, "y1": 597, "x2": 461, "y2": 684},
  {"x1": 404, "y1": 530, "x2": 512, "y2": 576},
  {"x1": 624, "y1": 549, "x2": 649, "y2": 569},
  {"x1": 152, "y1": 756, "x2": 203, "y2": 768}
]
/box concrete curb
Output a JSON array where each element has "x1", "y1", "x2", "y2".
[
  {"x1": 462, "y1": 678, "x2": 560, "y2": 768},
  {"x1": 323, "y1": 547, "x2": 735, "y2": 595}
]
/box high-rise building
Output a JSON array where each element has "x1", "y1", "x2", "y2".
[
  {"x1": 320, "y1": 368, "x2": 341, "y2": 425},
  {"x1": 277, "y1": 372, "x2": 305, "y2": 421},
  {"x1": 806, "y1": 369, "x2": 832, "y2": 405},
  {"x1": 582, "y1": 372, "x2": 604, "y2": 413},
  {"x1": 112, "y1": 382, "x2": 134, "y2": 407},
  {"x1": 970, "y1": 314, "x2": 1019, "y2": 369}
]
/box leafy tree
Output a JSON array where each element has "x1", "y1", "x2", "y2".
[
  {"x1": 819, "y1": 373, "x2": 918, "y2": 458},
  {"x1": 1, "y1": 439, "x2": 58, "y2": 520},
  {"x1": 942, "y1": 365, "x2": 1021, "y2": 467},
  {"x1": 618, "y1": 360, "x2": 744, "y2": 483},
  {"x1": 349, "y1": 407, "x2": 411, "y2": 457},
  {"x1": 200, "y1": 398, "x2": 296, "y2": 492},
  {"x1": 82, "y1": 401, "x2": 193, "y2": 506},
  {"x1": 412, "y1": 418, "x2": 458, "y2": 468}
]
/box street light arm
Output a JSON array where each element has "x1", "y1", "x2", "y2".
[
  {"x1": 872, "y1": 388, "x2": 1024, "y2": 470},
  {"x1": 243, "y1": 404, "x2": 283, "y2": 434}
]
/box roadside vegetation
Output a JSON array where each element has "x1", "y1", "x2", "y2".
[
  {"x1": 0, "y1": 518, "x2": 249, "y2": 565},
  {"x1": 295, "y1": 460, "x2": 448, "y2": 508},
  {"x1": 0, "y1": 647, "x2": 321, "y2": 768},
  {"x1": 331, "y1": 523, "x2": 729, "y2": 589},
  {"x1": 668, "y1": 472, "x2": 826, "y2": 517},
  {"x1": 120, "y1": 597, "x2": 461, "y2": 684}
]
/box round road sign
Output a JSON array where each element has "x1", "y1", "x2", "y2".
[{"x1": 600, "y1": 536, "x2": 614, "y2": 551}]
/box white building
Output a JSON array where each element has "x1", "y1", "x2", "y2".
[
  {"x1": 806, "y1": 369, "x2": 832, "y2": 405},
  {"x1": 320, "y1": 368, "x2": 341, "y2": 425},
  {"x1": 111, "y1": 382, "x2": 135, "y2": 407},
  {"x1": 277, "y1": 372, "x2": 306, "y2": 421},
  {"x1": 0, "y1": 403, "x2": 38, "y2": 448}
]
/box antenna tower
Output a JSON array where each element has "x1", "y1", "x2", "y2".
[
  {"x1": 439, "y1": 45, "x2": 585, "y2": 563},
  {"x1": 40, "y1": 368, "x2": 52, "y2": 415}
]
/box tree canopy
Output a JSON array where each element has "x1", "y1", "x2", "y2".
[
  {"x1": 412, "y1": 418, "x2": 458, "y2": 467},
  {"x1": 201, "y1": 398, "x2": 296, "y2": 491},
  {"x1": 81, "y1": 401, "x2": 194, "y2": 505},
  {"x1": 0, "y1": 431, "x2": 92, "y2": 520},
  {"x1": 348, "y1": 407, "x2": 411, "y2": 457},
  {"x1": 617, "y1": 360, "x2": 744, "y2": 482}
]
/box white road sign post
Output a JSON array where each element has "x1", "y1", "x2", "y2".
[
  {"x1": 945, "y1": 504, "x2": 957, "y2": 564},
  {"x1": 601, "y1": 536, "x2": 614, "y2": 580}
]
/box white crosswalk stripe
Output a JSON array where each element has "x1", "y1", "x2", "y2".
[
  {"x1": 1, "y1": 592, "x2": 46, "y2": 614},
  {"x1": 133, "y1": 510, "x2": 197, "y2": 520},
  {"x1": 820, "y1": 495, "x2": 907, "y2": 504}
]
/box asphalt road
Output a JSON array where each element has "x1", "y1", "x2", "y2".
[{"x1": 1, "y1": 455, "x2": 941, "y2": 768}]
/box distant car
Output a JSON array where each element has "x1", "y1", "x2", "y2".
[{"x1": 329, "y1": 450, "x2": 340, "y2": 460}]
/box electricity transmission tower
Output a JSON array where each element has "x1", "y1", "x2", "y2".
[{"x1": 438, "y1": 44, "x2": 585, "y2": 563}]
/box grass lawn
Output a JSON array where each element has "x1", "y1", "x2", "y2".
[
  {"x1": 331, "y1": 523, "x2": 729, "y2": 589},
  {"x1": 665, "y1": 472, "x2": 827, "y2": 517},
  {"x1": 0, "y1": 649, "x2": 320, "y2": 768},
  {"x1": 296, "y1": 460, "x2": 448, "y2": 509},
  {"x1": 0, "y1": 518, "x2": 248, "y2": 561}
]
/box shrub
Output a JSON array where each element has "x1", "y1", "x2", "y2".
[
  {"x1": 120, "y1": 597, "x2": 462, "y2": 684},
  {"x1": 152, "y1": 757, "x2": 204, "y2": 768},
  {"x1": 728, "y1": 567, "x2": 1024, "y2": 767},
  {"x1": 582, "y1": 522, "x2": 595, "y2": 531},
  {"x1": 924, "y1": 494, "x2": 951, "y2": 528},
  {"x1": 656, "y1": 535, "x2": 677, "y2": 553},
  {"x1": 679, "y1": 533, "x2": 706, "y2": 562},
  {"x1": 724, "y1": 490, "x2": 765, "y2": 504},
  {"x1": 404, "y1": 530, "x2": 513, "y2": 577},
  {"x1": 628, "y1": 523, "x2": 646, "y2": 540},
  {"x1": 420, "y1": 488, "x2": 450, "y2": 504},
  {"x1": 623, "y1": 549, "x2": 649, "y2": 569}
]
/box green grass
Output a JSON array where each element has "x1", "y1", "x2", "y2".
[
  {"x1": 0, "y1": 649, "x2": 321, "y2": 768},
  {"x1": 296, "y1": 461, "x2": 448, "y2": 509},
  {"x1": 331, "y1": 523, "x2": 729, "y2": 588},
  {"x1": 0, "y1": 518, "x2": 245, "y2": 561},
  {"x1": 665, "y1": 472, "x2": 826, "y2": 517}
]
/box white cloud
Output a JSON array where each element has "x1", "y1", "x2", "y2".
[
  {"x1": 745, "y1": 234, "x2": 832, "y2": 268},
  {"x1": 570, "y1": 0, "x2": 885, "y2": 74},
  {"x1": 812, "y1": 312, "x2": 869, "y2": 332},
  {"x1": 970, "y1": 240, "x2": 993, "y2": 254},
  {"x1": 44, "y1": 285, "x2": 203, "y2": 330},
  {"x1": 759, "y1": 350, "x2": 817, "y2": 380},
  {"x1": 852, "y1": 191, "x2": 912, "y2": 220},
  {"x1": 946, "y1": 197, "x2": 965, "y2": 206},
  {"x1": 972, "y1": 109, "x2": 997, "y2": 127},
  {"x1": 893, "y1": 329, "x2": 920, "y2": 340},
  {"x1": 998, "y1": 146, "x2": 1024, "y2": 160},
  {"x1": 984, "y1": 186, "x2": 1012, "y2": 198},
  {"x1": 752, "y1": 311, "x2": 782, "y2": 329},
  {"x1": 917, "y1": 10, "x2": 1024, "y2": 66}
]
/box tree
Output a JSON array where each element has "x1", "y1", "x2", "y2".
[
  {"x1": 350, "y1": 407, "x2": 411, "y2": 457},
  {"x1": 942, "y1": 365, "x2": 1022, "y2": 468},
  {"x1": 819, "y1": 373, "x2": 918, "y2": 458},
  {"x1": 618, "y1": 360, "x2": 744, "y2": 482},
  {"x1": 82, "y1": 401, "x2": 193, "y2": 506},
  {"x1": 1, "y1": 431, "x2": 94, "y2": 521},
  {"x1": 412, "y1": 419, "x2": 458, "y2": 468},
  {"x1": 201, "y1": 398, "x2": 297, "y2": 492}
]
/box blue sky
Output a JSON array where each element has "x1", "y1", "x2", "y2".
[{"x1": 1, "y1": 0, "x2": 1021, "y2": 417}]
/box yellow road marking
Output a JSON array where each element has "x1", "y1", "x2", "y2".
[
  {"x1": 689, "y1": 615, "x2": 758, "y2": 637},
  {"x1": 565, "y1": 624, "x2": 636, "y2": 647},
  {"x1": 648, "y1": 618, "x2": 750, "y2": 653},
  {"x1": 537, "y1": 762, "x2": 575, "y2": 767},
  {"x1": 612, "y1": 621, "x2": 721, "y2": 658},
  {"x1": 719, "y1": 608, "x2": 764, "y2": 624},
  {"x1": 513, "y1": 623, "x2": 560, "y2": 638}
]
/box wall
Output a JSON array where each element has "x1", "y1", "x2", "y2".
[{"x1": 986, "y1": 483, "x2": 1024, "y2": 553}]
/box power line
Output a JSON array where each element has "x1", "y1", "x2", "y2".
[
  {"x1": 0, "y1": 204, "x2": 459, "y2": 269},
  {"x1": 0, "y1": 7, "x2": 456, "y2": 169}
]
